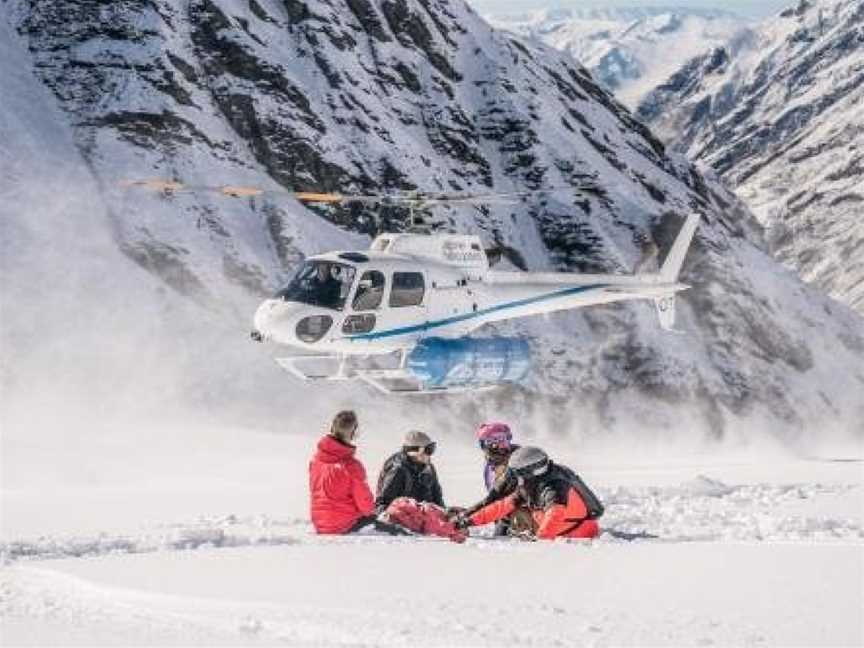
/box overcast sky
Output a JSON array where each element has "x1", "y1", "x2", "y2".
[{"x1": 466, "y1": 0, "x2": 794, "y2": 19}]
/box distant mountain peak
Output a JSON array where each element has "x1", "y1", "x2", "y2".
[
  {"x1": 638, "y1": 0, "x2": 864, "y2": 316},
  {"x1": 485, "y1": 6, "x2": 750, "y2": 107}
]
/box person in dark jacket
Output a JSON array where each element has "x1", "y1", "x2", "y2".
[
  {"x1": 457, "y1": 446, "x2": 604, "y2": 540},
  {"x1": 375, "y1": 430, "x2": 445, "y2": 512},
  {"x1": 309, "y1": 410, "x2": 406, "y2": 535}
]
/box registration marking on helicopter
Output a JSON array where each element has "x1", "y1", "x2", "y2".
[{"x1": 347, "y1": 283, "x2": 610, "y2": 341}]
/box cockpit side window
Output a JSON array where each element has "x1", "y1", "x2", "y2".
[
  {"x1": 390, "y1": 272, "x2": 425, "y2": 307},
  {"x1": 275, "y1": 261, "x2": 356, "y2": 311},
  {"x1": 352, "y1": 270, "x2": 386, "y2": 311}
]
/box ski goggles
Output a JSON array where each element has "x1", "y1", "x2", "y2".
[
  {"x1": 405, "y1": 442, "x2": 436, "y2": 456},
  {"x1": 479, "y1": 439, "x2": 511, "y2": 452},
  {"x1": 511, "y1": 461, "x2": 549, "y2": 481}
]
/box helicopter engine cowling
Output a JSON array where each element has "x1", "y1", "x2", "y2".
[{"x1": 406, "y1": 337, "x2": 531, "y2": 389}]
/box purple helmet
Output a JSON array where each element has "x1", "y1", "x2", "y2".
[{"x1": 476, "y1": 422, "x2": 513, "y2": 449}]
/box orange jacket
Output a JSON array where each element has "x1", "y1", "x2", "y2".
[{"x1": 470, "y1": 483, "x2": 598, "y2": 539}]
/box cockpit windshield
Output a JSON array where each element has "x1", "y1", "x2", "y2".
[{"x1": 275, "y1": 261, "x2": 356, "y2": 311}]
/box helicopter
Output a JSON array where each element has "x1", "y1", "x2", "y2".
[{"x1": 123, "y1": 180, "x2": 698, "y2": 394}]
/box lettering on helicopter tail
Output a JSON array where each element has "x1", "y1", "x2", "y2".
[{"x1": 655, "y1": 295, "x2": 677, "y2": 331}]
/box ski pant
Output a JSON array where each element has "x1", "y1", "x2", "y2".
[
  {"x1": 347, "y1": 515, "x2": 411, "y2": 536},
  {"x1": 382, "y1": 497, "x2": 468, "y2": 543}
]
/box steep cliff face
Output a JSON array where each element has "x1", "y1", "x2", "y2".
[
  {"x1": 4, "y1": 0, "x2": 863, "y2": 437},
  {"x1": 486, "y1": 7, "x2": 750, "y2": 108},
  {"x1": 638, "y1": 0, "x2": 864, "y2": 317}
]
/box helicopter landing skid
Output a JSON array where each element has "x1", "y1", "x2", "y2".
[
  {"x1": 354, "y1": 371, "x2": 498, "y2": 396},
  {"x1": 275, "y1": 355, "x2": 352, "y2": 382}
]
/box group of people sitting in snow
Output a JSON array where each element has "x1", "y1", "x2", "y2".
[{"x1": 308, "y1": 410, "x2": 604, "y2": 543}]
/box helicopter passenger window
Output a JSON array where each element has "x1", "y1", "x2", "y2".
[
  {"x1": 274, "y1": 261, "x2": 356, "y2": 311},
  {"x1": 352, "y1": 270, "x2": 385, "y2": 311},
  {"x1": 390, "y1": 272, "x2": 425, "y2": 307}
]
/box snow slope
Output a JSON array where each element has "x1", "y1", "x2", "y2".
[
  {"x1": 2, "y1": 425, "x2": 862, "y2": 647},
  {"x1": 0, "y1": 3, "x2": 862, "y2": 646},
  {"x1": 486, "y1": 7, "x2": 751, "y2": 107},
  {"x1": 3, "y1": 541, "x2": 862, "y2": 647},
  {"x1": 3, "y1": 0, "x2": 864, "y2": 437},
  {"x1": 0, "y1": 17, "x2": 300, "y2": 430},
  {"x1": 638, "y1": 0, "x2": 864, "y2": 316},
  {"x1": 2, "y1": 6, "x2": 863, "y2": 646}
]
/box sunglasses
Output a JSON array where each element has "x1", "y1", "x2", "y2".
[{"x1": 405, "y1": 442, "x2": 436, "y2": 456}]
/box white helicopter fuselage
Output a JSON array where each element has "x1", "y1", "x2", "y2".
[{"x1": 253, "y1": 216, "x2": 697, "y2": 355}]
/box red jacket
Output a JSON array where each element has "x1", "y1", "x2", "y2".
[{"x1": 309, "y1": 435, "x2": 375, "y2": 534}]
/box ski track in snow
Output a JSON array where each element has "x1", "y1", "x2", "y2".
[{"x1": 3, "y1": 477, "x2": 860, "y2": 565}]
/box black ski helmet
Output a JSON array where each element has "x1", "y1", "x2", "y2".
[{"x1": 508, "y1": 446, "x2": 550, "y2": 479}]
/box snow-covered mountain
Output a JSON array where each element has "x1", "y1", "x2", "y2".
[
  {"x1": 638, "y1": 0, "x2": 864, "y2": 317},
  {"x1": 0, "y1": 14, "x2": 293, "y2": 432},
  {"x1": 485, "y1": 7, "x2": 751, "y2": 107},
  {"x1": 3, "y1": 0, "x2": 864, "y2": 437}
]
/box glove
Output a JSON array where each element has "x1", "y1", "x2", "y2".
[
  {"x1": 452, "y1": 513, "x2": 473, "y2": 531},
  {"x1": 512, "y1": 488, "x2": 528, "y2": 508}
]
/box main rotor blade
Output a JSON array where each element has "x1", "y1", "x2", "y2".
[
  {"x1": 120, "y1": 180, "x2": 593, "y2": 205},
  {"x1": 293, "y1": 192, "x2": 344, "y2": 203},
  {"x1": 121, "y1": 179, "x2": 269, "y2": 197},
  {"x1": 120, "y1": 179, "x2": 188, "y2": 192}
]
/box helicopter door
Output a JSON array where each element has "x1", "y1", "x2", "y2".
[{"x1": 342, "y1": 270, "x2": 386, "y2": 337}]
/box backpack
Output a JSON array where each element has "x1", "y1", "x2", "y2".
[{"x1": 570, "y1": 473, "x2": 604, "y2": 520}]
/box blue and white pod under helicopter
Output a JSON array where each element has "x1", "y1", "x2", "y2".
[{"x1": 406, "y1": 337, "x2": 531, "y2": 389}]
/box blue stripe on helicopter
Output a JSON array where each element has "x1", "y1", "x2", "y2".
[{"x1": 348, "y1": 283, "x2": 610, "y2": 341}]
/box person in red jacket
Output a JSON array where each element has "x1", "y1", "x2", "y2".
[
  {"x1": 456, "y1": 446, "x2": 604, "y2": 540},
  {"x1": 308, "y1": 410, "x2": 406, "y2": 535}
]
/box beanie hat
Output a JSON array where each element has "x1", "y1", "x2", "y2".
[{"x1": 403, "y1": 430, "x2": 433, "y2": 447}]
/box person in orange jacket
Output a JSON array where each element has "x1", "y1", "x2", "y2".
[{"x1": 456, "y1": 446, "x2": 604, "y2": 540}]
